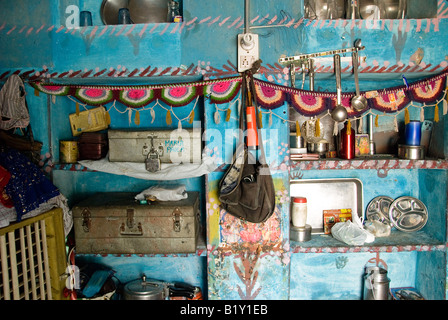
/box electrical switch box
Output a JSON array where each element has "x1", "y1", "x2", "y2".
[{"x1": 237, "y1": 33, "x2": 259, "y2": 72}]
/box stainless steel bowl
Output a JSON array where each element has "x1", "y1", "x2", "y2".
[
  {"x1": 307, "y1": 140, "x2": 329, "y2": 154},
  {"x1": 397, "y1": 144, "x2": 425, "y2": 160}
]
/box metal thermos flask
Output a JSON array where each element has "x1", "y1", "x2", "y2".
[
  {"x1": 339, "y1": 121, "x2": 355, "y2": 159},
  {"x1": 363, "y1": 266, "x2": 390, "y2": 300}
]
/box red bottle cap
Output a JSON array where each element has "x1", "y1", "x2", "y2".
[{"x1": 293, "y1": 197, "x2": 307, "y2": 203}]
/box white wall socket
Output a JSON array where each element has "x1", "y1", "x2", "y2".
[{"x1": 237, "y1": 33, "x2": 259, "y2": 72}]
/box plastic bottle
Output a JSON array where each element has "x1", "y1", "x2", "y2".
[{"x1": 292, "y1": 197, "x2": 307, "y2": 227}]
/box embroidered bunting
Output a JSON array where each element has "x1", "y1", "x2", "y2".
[
  {"x1": 30, "y1": 83, "x2": 70, "y2": 96},
  {"x1": 159, "y1": 85, "x2": 199, "y2": 107},
  {"x1": 205, "y1": 80, "x2": 241, "y2": 104},
  {"x1": 368, "y1": 90, "x2": 411, "y2": 113},
  {"x1": 254, "y1": 82, "x2": 286, "y2": 109},
  {"x1": 28, "y1": 72, "x2": 448, "y2": 118},
  {"x1": 74, "y1": 88, "x2": 114, "y2": 106},
  {"x1": 289, "y1": 93, "x2": 329, "y2": 116},
  {"x1": 119, "y1": 88, "x2": 155, "y2": 108},
  {"x1": 408, "y1": 76, "x2": 446, "y2": 103}
]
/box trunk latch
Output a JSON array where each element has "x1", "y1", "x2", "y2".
[{"x1": 172, "y1": 207, "x2": 183, "y2": 232}]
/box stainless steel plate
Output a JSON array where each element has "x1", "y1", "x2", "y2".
[
  {"x1": 290, "y1": 178, "x2": 363, "y2": 234},
  {"x1": 100, "y1": 0, "x2": 169, "y2": 25},
  {"x1": 389, "y1": 196, "x2": 428, "y2": 232},
  {"x1": 366, "y1": 196, "x2": 393, "y2": 225},
  {"x1": 101, "y1": 0, "x2": 130, "y2": 25},
  {"x1": 128, "y1": 0, "x2": 169, "y2": 24}
]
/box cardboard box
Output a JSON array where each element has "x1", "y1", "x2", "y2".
[{"x1": 323, "y1": 209, "x2": 352, "y2": 234}]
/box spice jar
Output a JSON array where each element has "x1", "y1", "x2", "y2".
[{"x1": 292, "y1": 197, "x2": 307, "y2": 227}]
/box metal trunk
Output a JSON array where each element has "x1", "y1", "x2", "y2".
[
  {"x1": 108, "y1": 129, "x2": 202, "y2": 163},
  {"x1": 72, "y1": 192, "x2": 200, "y2": 254}
]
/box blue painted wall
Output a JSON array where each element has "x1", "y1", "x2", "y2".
[{"x1": 0, "y1": 0, "x2": 447, "y2": 300}]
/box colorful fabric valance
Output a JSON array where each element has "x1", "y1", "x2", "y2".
[{"x1": 30, "y1": 71, "x2": 448, "y2": 117}]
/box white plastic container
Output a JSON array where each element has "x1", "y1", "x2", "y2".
[{"x1": 292, "y1": 197, "x2": 307, "y2": 227}]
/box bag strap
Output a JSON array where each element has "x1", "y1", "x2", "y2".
[
  {"x1": 237, "y1": 72, "x2": 247, "y2": 144},
  {"x1": 246, "y1": 72, "x2": 268, "y2": 165}
]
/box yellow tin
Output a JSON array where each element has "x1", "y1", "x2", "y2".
[{"x1": 60, "y1": 140, "x2": 78, "y2": 163}]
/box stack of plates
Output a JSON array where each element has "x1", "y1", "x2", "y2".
[{"x1": 366, "y1": 196, "x2": 428, "y2": 232}]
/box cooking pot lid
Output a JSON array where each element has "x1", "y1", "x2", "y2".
[
  {"x1": 388, "y1": 196, "x2": 428, "y2": 232},
  {"x1": 125, "y1": 279, "x2": 163, "y2": 296}
]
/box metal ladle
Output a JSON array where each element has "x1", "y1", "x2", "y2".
[
  {"x1": 331, "y1": 54, "x2": 348, "y2": 122},
  {"x1": 351, "y1": 39, "x2": 368, "y2": 111}
]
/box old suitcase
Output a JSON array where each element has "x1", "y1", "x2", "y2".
[
  {"x1": 78, "y1": 132, "x2": 108, "y2": 160},
  {"x1": 108, "y1": 129, "x2": 202, "y2": 163},
  {"x1": 72, "y1": 192, "x2": 200, "y2": 254}
]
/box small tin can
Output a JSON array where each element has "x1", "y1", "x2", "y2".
[
  {"x1": 174, "y1": 15, "x2": 183, "y2": 23},
  {"x1": 290, "y1": 224, "x2": 311, "y2": 242},
  {"x1": 60, "y1": 140, "x2": 78, "y2": 163}
]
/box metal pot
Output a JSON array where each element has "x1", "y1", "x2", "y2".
[
  {"x1": 397, "y1": 144, "x2": 425, "y2": 160},
  {"x1": 290, "y1": 133, "x2": 305, "y2": 148},
  {"x1": 363, "y1": 266, "x2": 390, "y2": 300},
  {"x1": 123, "y1": 274, "x2": 166, "y2": 300},
  {"x1": 307, "y1": 140, "x2": 329, "y2": 155}
]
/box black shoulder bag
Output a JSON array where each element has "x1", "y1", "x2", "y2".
[{"x1": 218, "y1": 72, "x2": 275, "y2": 223}]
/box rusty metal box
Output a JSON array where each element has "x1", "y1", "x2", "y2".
[
  {"x1": 108, "y1": 129, "x2": 202, "y2": 163},
  {"x1": 72, "y1": 192, "x2": 200, "y2": 254}
]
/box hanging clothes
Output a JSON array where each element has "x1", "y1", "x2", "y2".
[
  {"x1": 0, "y1": 148, "x2": 60, "y2": 221},
  {"x1": 0, "y1": 74, "x2": 30, "y2": 130}
]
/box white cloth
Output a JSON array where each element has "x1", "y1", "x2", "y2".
[
  {"x1": 0, "y1": 194, "x2": 73, "y2": 236},
  {"x1": 135, "y1": 185, "x2": 188, "y2": 201},
  {"x1": 79, "y1": 152, "x2": 218, "y2": 181}
]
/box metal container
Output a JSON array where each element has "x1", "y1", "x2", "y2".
[
  {"x1": 363, "y1": 266, "x2": 390, "y2": 300},
  {"x1": 304, "y1": 0, "x2": 345, "y2": 20},
  {"x1": 290, "y1": 178, "x2": 363, "y2": 234},
  {"x1": 360, "y1": 0, "x2": 401, "y2": 19},
  {"x1": 290, "y1": 224, "x2": 311, "y2": 242},
  {"x1": 397, "y1": 144, "x2": 425, "y2": 160},
  {"x1": 59, "y1": 140, "x2": 78, "y2": 163},
  {"x1": 290, "y1": 133, "x2": 305, "y2": 148},
  {"x1": 108, "y1": 129, "x2": 202, "y2": 163},
  {"x1": 72, "y1": 192, "x2": 200, "y2": 254},
  {"x1": 123, "y1": 275, "x2": 166, "y2": 300},
  {"x1": 307, "y1": 140, "x2": 329, "y2": 155}
]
